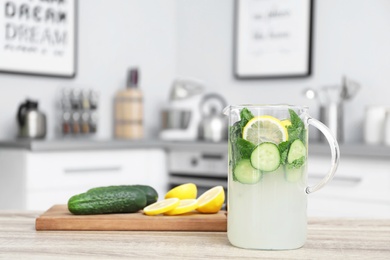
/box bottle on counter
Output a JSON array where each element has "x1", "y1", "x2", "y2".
[
  {"x1": 81, "y1": 112, "x2": 90, "y2": 134},
  {"x1": 81, "y1": 89, "x2": 91, "y2": 110},
  {"x1": 89, "y1": 90, "x2": 99, "y2": 110},
  {"x1": 71, "y1": 111, "x2": 81, "y2": 134},
  {"x1": 62, "y1": 111, "x2": 71, "y2": 135},
  {"x1": 70, "y1": 88, "x2": 81, "y2": 110},
  {"x1": 90, "y1": 111, "x2": 98, "y2": 133},
  {"x1": 114, "y1": 68, "x2": 144, "y2": 139}
]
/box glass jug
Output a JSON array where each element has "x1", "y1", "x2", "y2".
[{"x1": 224, "y1": 104, "x2": 340, "y2": 250}]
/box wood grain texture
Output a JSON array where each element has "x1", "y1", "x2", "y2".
[
  {"x1": 35, "y1": 205, "x2": 227, "y2": 231},
  {"x1": 0, "y1": 210, "x2": 389, "y2": 259}
]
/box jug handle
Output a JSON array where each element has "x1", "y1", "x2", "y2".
[
  {"x1": 17, "y1": 103, "x2": 27, "y2": 127},
  {"x1": 305, "y1": 116, "x2": 340, "y2": 194}
]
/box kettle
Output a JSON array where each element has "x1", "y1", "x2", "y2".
[
  {"x1": 17, "y1": 99, "x2": 46, "y2": 139},
  {"x1": 198, "y1": 93, "x2": 228, "y2": 142}
]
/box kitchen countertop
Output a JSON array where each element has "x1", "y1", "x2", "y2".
[
  {"x1": 0, "y1": 211, "x2": 389, "y2": 259},
  {"x1": 1, "y1": 138, "x2": 390, "y2": 158}
]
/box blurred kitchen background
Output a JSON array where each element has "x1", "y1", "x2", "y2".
[{"x1": 0, "y1": 0, "x2": 389, "y2": 218}]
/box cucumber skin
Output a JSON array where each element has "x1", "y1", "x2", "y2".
[
  {"x1": 131, "y1": 185, "x2": 158, "y2": 206},
  {"x1": 68, "y1": 186, "x2": 147, "y2": 215},
  {"x1": 88, "y1": 185, "x2": 158, "y2": 206}
]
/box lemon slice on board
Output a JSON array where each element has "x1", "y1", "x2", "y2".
[
  {"x1": 165, "y1": 183, "x2": 197, "y2": 200},
  {"x1": 242, "y1": 115, "x2": 288, "y2": 145},
  {"x1": 196, "y1": 186, "x2": 225, "y2": 214},
  {"x1": 164, "y1": 199, "x2": 199, "y2": 216},
  {"x1": 143, "y1": 198, "x2": 180, "y2": 216}
]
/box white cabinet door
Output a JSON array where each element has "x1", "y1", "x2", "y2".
[
  {"x1": 307, "y1": 155, "x2": 390, "y2": 218},
  {"x1": 27, "y1": 150, "x2": 149, "y2": 191},
  {"x1": 22, "y1": 149, "x2": 167, "y2": 210}
]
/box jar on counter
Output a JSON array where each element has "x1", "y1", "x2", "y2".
[
  {"x1": 384, "y1": 109, "x2": 390, "y2": 146},
  {"x1": 364, "y1": 105, "x2": 386, "y2": 145}
]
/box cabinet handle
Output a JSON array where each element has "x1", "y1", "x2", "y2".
[
  {"x1": 64, "y1": 166, "x2": 122, "y2": 174},
  {"x1": 201, "y1": 154, "x2": 224, "y2": 160},
  {"x1": 309, "y1": 174, "x2": 361, "y2": 187}
]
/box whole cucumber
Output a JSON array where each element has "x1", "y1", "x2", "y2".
[
  {"x1": 68, "y1": 186, "x2": 147, "y2": 215},
  {"x1": 87, "y1": 184, "x2": 158, "y2": 206},
  {"x1": 131, "y1": 185, "x2": 158, "y2": 206}
]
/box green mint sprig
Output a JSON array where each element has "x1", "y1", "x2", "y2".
[{"x1": 279, "y1": 109, "x2": 306, "y2": 167}]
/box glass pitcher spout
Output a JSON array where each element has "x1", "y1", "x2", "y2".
[
  {"x1": 223, "y1": 105, "x2": 239, "y2": 117},
  {"x1": 222, "y1": 105, "x2": 230, "y2": 116}
]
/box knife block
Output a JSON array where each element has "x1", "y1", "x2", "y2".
[{"x1": 114, "y1": 88, "x2": 143, "y2": 139}]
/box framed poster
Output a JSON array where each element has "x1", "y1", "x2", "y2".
[
  {"x1": 234, "y1": 0, "x2": 313, "y2": 79},
  {"x1": 0, "y1": 0, "x2": 77, "y2": 78}
]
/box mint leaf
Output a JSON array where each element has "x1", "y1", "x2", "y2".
[
  {"x1": 236, "y1": 138, "x2": 255, "y2": 160},
  {"x1": 278, "y1": 141, "x2": 290, "y2": 165},
  {"x1": 230, "y1": 121, "x2": 242, "y2": 143},
  {"x1": 287, "y1": 109, "x2": 306, "y2": 143},
  {"x1": 230, "y1": 108, "x2": 254, "y2": 141},
  {"x1": 239, "y1": 108, "x2": 254, "y2": 128},
  {"x1": 231, "y1": 138, "x2": 255, "y2": 167},
  {"x1": 229, "y1": 108, "x2": 255, "y2": 170},
  {"x1": 287, "y1": 156, "x2": 306, "y2": 169},
  {"x1": 288, "y1": 126, "x2": 303, "y2": 141},
  {"x1": 289, "y1": 109, "x2": 304, "y2": 129}
]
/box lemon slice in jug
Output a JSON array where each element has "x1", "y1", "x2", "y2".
[{"x1": 243, "y1": 115, "x2": 288, "y2": 145}]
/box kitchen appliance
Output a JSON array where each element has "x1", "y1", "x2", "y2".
[
  {"x1": 198, "y1": 93, "x2": 228, "y2": 142},
  {"x1": 167, "y1": 144, "x2": 228, "y2": 196},
  {"x1": 160, "y1": 79, "x2": 204, "y2": 141},
  {"x1": 17, "y1": 99, "x2": 46, "y2": 139}
]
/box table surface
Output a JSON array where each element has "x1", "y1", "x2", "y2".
[{"x1": 0, "y1": 211, "x2": 389, "y2": 259}]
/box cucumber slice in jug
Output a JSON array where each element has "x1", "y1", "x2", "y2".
[
  {"x1": 287, "y1": 139, "x2": 306, "y2": 164},
  {"x1": 250, "y1": 142, "x2": 280, "y2": 172},
  {"x1": 233, "y1": 159, "x2": 261, "y2": 184}
]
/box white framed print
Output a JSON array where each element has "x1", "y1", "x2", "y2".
[
  {"x1": 234, "y1": 0, "x2": 313, "y2": 79},
  {"x1": 0, "y1": 0, "x2": 77, "y2": 78}
]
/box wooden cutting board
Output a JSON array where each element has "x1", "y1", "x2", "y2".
[{"x1": 35, "y1": 205, "x2": 227, "y2": 232}]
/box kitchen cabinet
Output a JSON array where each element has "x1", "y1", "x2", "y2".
[
  {"x1": 1, "y1": 140, "x2": 390, "y2": 218},
  {"x1": 307, "y1": 154, "x2": 390, "y2": 218},
  {"x1": 0, "y1": 148, "x2": 167, "y2": 210}
]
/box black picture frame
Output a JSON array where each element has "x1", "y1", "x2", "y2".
[
  {"x1": 0, "y1": 0, "x2": 78, "y2": 78},
  {"x1": 234, "y1": 0, "x2": 313, "y2": 79}
]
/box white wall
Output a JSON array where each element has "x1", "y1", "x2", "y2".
[
  {"x1": 2, "y1": 0, "x2": 390, "y2": 143},
  {"x1": 176, "y1": 0, "x2": 390, "y2": 143},
  {"x1": 0, "y1": 0, "x2": 176, "y2": 139}
]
